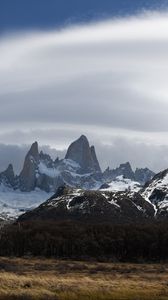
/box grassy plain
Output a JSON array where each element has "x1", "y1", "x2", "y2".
[{"x1": 0, "y1": 258, "x2": 168, "y2": 299}]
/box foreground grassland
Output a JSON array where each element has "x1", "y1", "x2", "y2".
[{"x1": 0, "y1": 258, "x2": 168, "y2": 300}]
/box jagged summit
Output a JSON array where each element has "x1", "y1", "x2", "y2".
[
  {"x1": 103, "y1": 161, "x2": 135, "y2": 182},
  {"x1": 0, "y1": 163, "x2": 15, "y2": 188},
  {"x1": 135, "y1": 167, "x2": 155, "y2": 185},
  {"x1": 119, "y1": 162, "x2": 134, "y2": 178},
  {"x1": 103, "y1": 162, "x2": 154, "y2": 185},
  {"x1": 65, "y1": 135, "x2": 101, "y2": 173},
  {"x1": 17, "y1": 136, "x2": 103, "y2": 192},
  {"x1": 78, "y1": 134, "x2": 88, "y2": 142},
  {"x1": 4, "y1": 164, "x2": 15, "y2": 181},
  {"x1": 5, "y1": 163, "x2": 14, "y2": 174},
  {"x1": 27, "y1": 141, "x2": 39, "y2": 162},
  {"x1": 19, "y1": 141, "x2": 39, "y2": 191}
]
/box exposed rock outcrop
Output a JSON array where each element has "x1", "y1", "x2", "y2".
[
  {"x1": 135, "y1": 168, "x2": 155, "y2": 185},
  {"x1": 103, "y1": 162, "x2": 154, "y2": 185},
  {"x1": 103, "y1": 162, "x2": 135, "y2": 181},
  {"x1": 0, "y1": 164, "x2": 16, "y2": 188},
  {"x1": 19, "y1": 141, "x2": 39, "y2": 191},
  {"x1": 65, "y1": 135, "x2": 101, "y2": 173}
]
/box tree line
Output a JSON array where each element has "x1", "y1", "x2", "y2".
[{"x1": 0, "y1": 220, "x2": 168, "y2": 262}]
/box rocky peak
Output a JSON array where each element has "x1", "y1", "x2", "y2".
[
  {"x1": 39, "y1": 151, "x2": 53, "y2": 168},
  {"x1": 19, "y1": 142, "x2": 40, "y2": 191},
  {"x1": 27, "y1": 141, "x2": 39, "y2": 162},
  {"x1": 78, "y1": 135, "x2": 88, "y2": 143},
  {"x1": 0, "y1": 163, "x2": 15, "y2": 187},
  {"x1": 119, "y1": 162, "x2": 132, "y2": 172},
  {"x1": 119, "y1": 162, "x2": 135, "y2": 179},
  {"x1": 65, "y1": 135, "x2": 101, "y2": 173},
  {"x1": 135, "y1": 167, "x2": 155, "y2": 185},
  {"x1": 103, "y1": 161, "x2": 135, "y2": 181},
  {"x1": 4, "y1": 164, "x2": 15, "y2": 178},
  {"x1": 90, "y1": 145, "x2": 101, "y2": 172},
  {"x1": 55, "y1": 157, "x2": 59, "y2": 164},
  {"x1": 4, "y1": 163, "x2": 14, "y2": 177},
  {"x1": 105, "y1": 167, "x2": 110, "y2": 172},
  {"x1": 103, "y1": 162, "x2": 155, "y2": 186}
]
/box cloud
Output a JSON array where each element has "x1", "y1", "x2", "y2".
[
  {"x1": 94, "y1": 138, "x2": 168, "y2": 172},
  {"x1": 1, "y1": 11, "x2": 168, "y2": 171}
]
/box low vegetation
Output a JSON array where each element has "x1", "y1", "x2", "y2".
[{"x1": 0, "y1": 258, "x2": 168, "y2": 300}]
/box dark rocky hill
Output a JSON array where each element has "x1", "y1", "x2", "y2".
[{"x1": 18, "y1": 185, "x2": 155, "y2": 223}]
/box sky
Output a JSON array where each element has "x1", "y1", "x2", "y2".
[{"x1": 1, "y1": 1, "x2": 168, "y2": 173}]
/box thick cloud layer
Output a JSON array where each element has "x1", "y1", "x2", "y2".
[{"x1": 1, "y1": 11, "x2": 168, "y2": 172}]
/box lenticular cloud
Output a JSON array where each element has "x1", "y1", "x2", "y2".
[{"x1": 0, "y1": 11, "x2": 168, "y2": 148}]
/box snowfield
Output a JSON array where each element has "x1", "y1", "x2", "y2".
[
  {"x1": 0, "y1": 185, "x2": 52, "y2": 220},
  {"x1": 100, "y1": 176, "x2": 141, "y2": 192}
]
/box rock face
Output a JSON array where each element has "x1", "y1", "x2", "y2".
[
  {"x1": 19, "y1": 142, "x2": 39, "y2": 191},
  {"x1": 65, "y1": 135, "x2": 101, "y2": 173},
  {"x1": 90, "y1": 145, "x2": 101, "y2": 173},
  {"x1": 18, "y1": 186, "x2": 155, "y2": 223},
  {"x1": 103, "y1": 162, "x2": 154, "y2": 185},
  {"x1": 135, "y1": 168, "x2": 155, "y2": 185},
  {"x1": 103, "y1": 162, "x2": 135, "y2": 182},
  {"x1": 0, "y1": 164, "x2": 16, "y2": 188}
]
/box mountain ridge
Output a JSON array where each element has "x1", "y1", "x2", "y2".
[
  {"x1": 18, "y1": 185, "x2": 155, "y2": 223},
  {"x1": 0, "y1": 135, "x2": 155, "y2": 193}
]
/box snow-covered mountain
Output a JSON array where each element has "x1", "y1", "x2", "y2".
[
  {"x1": 19, "y1": 168, "x2": 168, "y2": 223},
  {"x1": 141, "y1": 169, "x2": 168, "y2": 218},
  {"x1": 0, "y1": 135, "x2": 154, "y2": 194},
  {"x1": 0, "y1": 136, "x2": 103, "y2": 193},
  {"x1": 103, "y1": 162, "x2": 155, "y2": 185},
  {"x1": 0, "y1": 135, "x2": 156, "y2": 220},
  {"x1": 100, "y1": 176, "x2": 141, "y2": 192},
  {"x1": 18, "y1": 185, "x2": 155, "y2": 223}
]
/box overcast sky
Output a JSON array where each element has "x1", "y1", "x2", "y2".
[{"x1": 1, "y1": 8, "x2": 168, "y2": 173}]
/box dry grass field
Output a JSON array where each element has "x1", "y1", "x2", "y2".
[{"x1": 0, "y1": 258, "x2": 168, "y2": 300}]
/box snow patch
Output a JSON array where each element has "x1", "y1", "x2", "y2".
[
  {"x1": 101, "y1": 176, "x2": 141, "y2": 192},
  {"x1": 38, "y1": 162, "x2": 60, "y2": 178},
  {"x1": 0, "y1": 188, "x2": 52, "y2": 220}
]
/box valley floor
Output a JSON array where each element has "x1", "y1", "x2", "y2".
[{"x1": 0, "y1": 258, "x2": 168, "y2": 300}]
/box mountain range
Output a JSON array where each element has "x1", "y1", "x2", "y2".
[
  {"x1": 0, "y1": 135, "x2": 154, "y2": 193},
  {"x1": 18, "y1": 185, "x2": 155, "y2": 223},
  {"x1": 5, "y1": 135, "x2": 168, "y2": 222},
  {"x1": 18, "y1": 170, "x2": 168, "y2": 223}
]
